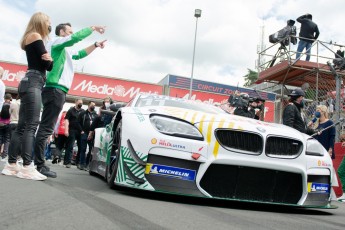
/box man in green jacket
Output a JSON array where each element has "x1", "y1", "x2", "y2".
[{"x1": 34, "y1": 23, "x2": 106, "y2": 178}]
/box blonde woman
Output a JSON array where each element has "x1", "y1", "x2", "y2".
[
  {"x1": 313, "y1": 105, "x2": 336, "y2": 159},
  {"x1": 1, "y1": 12, "x2": 53, "y2": 180}
]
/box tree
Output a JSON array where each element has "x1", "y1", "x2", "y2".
[{"x1": 243, "y1": 69, "x2": 258, "y2": 87}]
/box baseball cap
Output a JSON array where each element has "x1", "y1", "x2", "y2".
[{"x1": 289, "y1": 88, "x2": 305, "y2": 97}]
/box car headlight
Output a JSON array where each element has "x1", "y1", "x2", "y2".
[
  {"x1": 306, "y1": 138, "x2": 325, "y2": 156},
  {"x1": 150, "y1": 115, "x2": 203, "y2": 140}
]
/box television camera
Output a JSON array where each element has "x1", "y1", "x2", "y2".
[
  {"x1": 228, "y1": 93, "x2": 250, "y2": 109},
  {"x1": 228, "y1": 93, "x2": 265, "y2": 110},
  {"x1": 267, "y1": 20, "x2": 297, "y2": 68},
  {"x1": 269, "y1": 19, "x2": 297, "y2": 46}
]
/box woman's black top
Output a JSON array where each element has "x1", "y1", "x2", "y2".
[{"x1": 25, "y1": 40, "x2": 53, "y2": 72}]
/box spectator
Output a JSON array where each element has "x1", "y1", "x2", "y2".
[
  {"x1": 52, "y1": 111, "x2": 67, "y2": 164},
  {"x1": 296, "y1": 13, "x2": 320, "y2": 61},
  {"x1": 77, "y1": 101, "x2": 97, "y2": 170},
  {"x1": 99, "y1": 97, "x2": 113, "y2": 126},
  {"x1": 282, "y1": 88, "x2": 314, "y2": 135},
  {"x1": 1, "y1": 12, "x2": 53, "y2": 180},
  {"x1": 310, "y1": 105, "x2": 335, "y2": 159},
  {"x1": 0, "y1": 93, "x2": 12, "y2": 160},
  {"x1": 64, "y1": 99, "x2": 84, "y2": 168},
  {"x1": 33, "y1": 22, "x2": 106, "y2": 177},
  {"x1": 9, "y1": 95, "x2": 20, "y2": 140}
]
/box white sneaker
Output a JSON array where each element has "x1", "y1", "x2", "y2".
[
  {"x1": 16, "y1": 163, "x2": 47, "y2": 181},
  {"x1": 17, "y1": 158, "x2": 23, "y2": 164},
  {"x1": 337, "y1": 194, "x2": 345, "y2": 202},
  {"x1": 1, "y1": 162, "x2": 21, "y2": 176}
]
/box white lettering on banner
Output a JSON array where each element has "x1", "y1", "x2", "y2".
[
  {"x1": 73, "y1": 80, "x2": 159, "y2": 98},
  {"x1": 2, "y1": 70, "x2": 19, "y2": 82},
  {"x1": 182, "y1": 93, "x2": 216, "y2": 105}
]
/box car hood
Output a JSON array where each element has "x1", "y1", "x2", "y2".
[{"x1": 124, "y1": 106, "x2": 308, "y2": 140}]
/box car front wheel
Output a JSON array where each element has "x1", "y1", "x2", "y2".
[{"x1": 106, "y1": 120, "x2": 121, "y2": 189}]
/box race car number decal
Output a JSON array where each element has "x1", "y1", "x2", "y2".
[
  {"x1": 307, "y1": 182, "x2": 330, "y2": 193},
  {"x1": 145, "y1": 163, "x2": 196, "y2": 181}
]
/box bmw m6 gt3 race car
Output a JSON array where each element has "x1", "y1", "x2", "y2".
[{"x1": 89, "y1": 94, "x2": 336, "y2": 208}]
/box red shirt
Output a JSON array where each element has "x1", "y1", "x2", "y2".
[{"x1": 56, "y1": 111, "x2": 67, "y2": 135}]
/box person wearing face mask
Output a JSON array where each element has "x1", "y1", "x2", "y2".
[
  {"x1": 2, "y1": 12, "x2": 53, "y2": 181},
  {"x1": 77, "y1": 101, "x2": 97, "y2": 170},
  {"x1": 99, "y1": 97, "x2": 114, "y2": 126},
  {"x1": 63, "y1": 99, "x2": 84, "y2": 168},
  {"x1": 32, "y1": 23, "x2": 106, "y2": 177},
  {"x1": 309, "y1": 105, "x2": 335, "y2": 159},
  {"x1": 282, "y1": 88, "x2": 314, "y2": 135}
]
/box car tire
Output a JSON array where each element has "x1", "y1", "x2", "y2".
[{"x1": 106, "y1": 120, "x2": 122, "y2": 189}]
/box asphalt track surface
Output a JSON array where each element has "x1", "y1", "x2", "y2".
[{"x1": 1, "y1": 161, "x2": 345, "y2": 230}]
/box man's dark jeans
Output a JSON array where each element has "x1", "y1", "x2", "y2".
[
  {"x1": 34, "y1": 87, "x2": 66, "y2": 168},
  {"x1": 8, "y1": 73, "x2": 44, "y2": 166},
  {"x1": 79, "y1": 133, "x2": 94, "y2": 167},
  {"x1": 64, "y1": 130, "x2": 81, "y2": 165}
]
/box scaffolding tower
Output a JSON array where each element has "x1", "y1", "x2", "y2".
[{"x1": 256, "y1": 37, "x2": 345, "y2": 141}]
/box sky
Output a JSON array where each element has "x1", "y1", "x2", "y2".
[{"x1": 1, "y1": 0, "x2": 345, "y2": 87}]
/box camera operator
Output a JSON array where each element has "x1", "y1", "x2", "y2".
[
  {"x1": 229, "y1": 93, "x2": 255, "y2": 119},
  {"x1": 250, "y1": 98, "x2": 265, "y2": 120}
]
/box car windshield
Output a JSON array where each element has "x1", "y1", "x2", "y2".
[{"x1": 135, "y1": 95, "x2": 226, "y2": 114}]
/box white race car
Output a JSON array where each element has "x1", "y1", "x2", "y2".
[{"x1": 89, "y1": 94, "x2": 336, "y2": 208}]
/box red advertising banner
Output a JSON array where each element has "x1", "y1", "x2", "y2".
[
  {"x1": 69, "y1": 73, "x2": 162, "y2": 102},
  {"x1": 0, "y1": 61, "x2": 27, "y2": 88},
  {"x1": 169, "y1": 87, "x2": 275, "y2": 122},
  {"x1": 0, "y1": 61, "x2": 163, "y2": 102}
]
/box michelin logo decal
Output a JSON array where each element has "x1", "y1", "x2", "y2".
[
  {"x1": 307, "y1": 182, "x2": 330, "y2": 193},
  {"x1": 145, "y1": 163, "x2": 196, "y2": 181}
]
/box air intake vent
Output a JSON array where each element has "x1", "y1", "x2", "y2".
[
  {"x1": 266, "y1": 136, "x2": 303, "y2": 158},
  {"x1": 200, "y1": 164, "x2": 303, "y2": 204},
  {"x1": 215, "y1": 129, "x2": 263, "y2": 155}
]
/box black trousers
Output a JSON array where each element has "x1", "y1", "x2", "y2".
[
  {"x1": 64, "y1": 130, "x2": 81, "y2": 165},
  {"x1": 8, "y1": 72, "x2": 44, "y2": 166},
  {"x1": 53, "y1": 134, "x2": 67, "y2": 159},
  {"x1": 34, "y1": 87, "x2": 66, "y2": 168}
]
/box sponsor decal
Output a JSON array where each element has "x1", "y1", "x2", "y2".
[
  {"x1": 145, "y1": 163, "x2": 196, "y2": 181},
  {"x1": 151, "y1": 138, "x2": 157, "y2": 144},
  {"x1": 317, "y1": 160, "x2": 331, "y2": 167},
  {"x1": 307, "y1": 182, "x2": 330, "y2": 193},
  {"x1": 152, "y1": 139, "x2": 186, "y2": 150}
]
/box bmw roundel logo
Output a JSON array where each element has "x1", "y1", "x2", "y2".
[{"x1": 256, "y1": 127, "x2": 266, "y2": 133}]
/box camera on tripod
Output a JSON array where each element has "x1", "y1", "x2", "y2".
[{"x1": 269, "y1": 19, "x2": 297, "y2": 46}]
